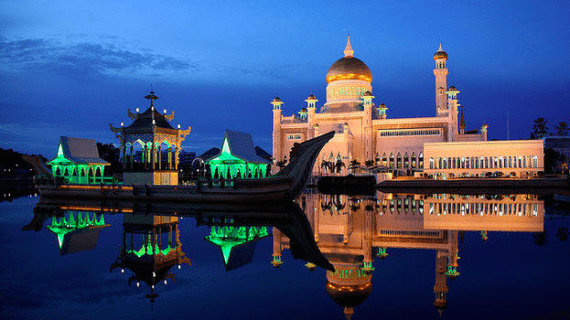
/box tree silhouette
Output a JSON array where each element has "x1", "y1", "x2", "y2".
[
  {"x1": 533, "y1": 231, "x2": 548, "y2": 246},
  {"x1": 334, "y1": 159, "x2": 345, "y2": 173},
  {"x1": 530, "y1": 118, "x2": 549, "y2": 139},
  {"x1": 556, "y1": 121, "x2": 569, "y2": 136},
  {"x1": 348, "y1": 159, "x2": 360, "y2": 174}
]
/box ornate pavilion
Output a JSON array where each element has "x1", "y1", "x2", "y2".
[{"x1": 110, "y1": 90, "x2": 191, "y2": 185}]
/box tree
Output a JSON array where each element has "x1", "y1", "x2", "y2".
[
  {"x1": 556, "y1": 121, "x2": 569, "y2": 136},
  {"x1": 334, "y1": 159, "x2": 345, "y2": 173},
  {"x1": 96, "y1": 142, "x2": 121, "y2": 174},
  {"x1": 544, "y1": 148, "x2": 566, "y2": 173},
  {"x1": 348, "y1": 159, "x2": 360, "y2": 174},
  {"x1": 530, "y1": 117, "x2": 549, "y2": 139},
  {"x1": 364, "y1": 160, "x2": 375, "y2": 168}
]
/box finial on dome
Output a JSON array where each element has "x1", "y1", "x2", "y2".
[
  {"x1": 344, "y1": 307, "x2": 354, "y2": 320},
  {"x1": 344, "y1": 36, "x2": 354, "y2": 58},
  {"x1": 438, "y1": 43, "x2": 443, "y2": 51}
]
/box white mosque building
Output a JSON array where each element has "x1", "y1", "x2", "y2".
[{"x1": 271, "y1": 37, "x2": 544, "y2": 179}]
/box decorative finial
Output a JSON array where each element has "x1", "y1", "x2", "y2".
[
  {"x1": 144, "y1": 89, "x2": 159, "y2": 108},
  {"x1": 438, "y1": 43, "x2": 443, "y2": 52},
  {"x1": 344, "y1": 36, "x2": 354, "y2": 58}
]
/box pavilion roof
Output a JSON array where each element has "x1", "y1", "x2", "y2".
[
  {"x1": 210, "y1": 130, "x2": 270, "y2": 164},
  {"x1": 124, "y1": 107, "x2": 175, "y2": 132},
  {"x1": 48, "y1": 136, "x2": 110, "y2": 165}
]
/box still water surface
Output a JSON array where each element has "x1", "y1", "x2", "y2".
[{"x1": 1, "y1": 191, "x2": 569, "y2": 320}]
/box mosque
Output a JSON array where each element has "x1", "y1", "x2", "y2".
[{"x1": 271, "y1": 37, "x2": 544, "y2": 178}]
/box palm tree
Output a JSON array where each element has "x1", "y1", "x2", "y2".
[
  {"x1": 348, "y1": 159, "x2": 360, "y2": 174},
  {"x1": 334, "y1": 159, "x2": 345, "y2": 173},
  {"x1": 321, "y1": 160, "x2": 330, "y2": 173}
]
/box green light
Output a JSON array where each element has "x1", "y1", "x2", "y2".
[
  {"x1": 46, "y1": 211, "x2": 106, "y2": 249},
  {"x1": 205, "y1": 226, "x2": 269, "y2": 264}
]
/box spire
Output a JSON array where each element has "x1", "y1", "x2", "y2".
[
  {"x1": 459, "y1": 107, "x2": 465, "y2": 130},
  {"x1": 438, "y1": 43, "x2": 443, "y2": 52},
  {"x1": 344, "y1": 307, "x2": 354, "y2": 320},
  {"x1": 344, "y1": 36, "x2": 354, "y2": 58}
]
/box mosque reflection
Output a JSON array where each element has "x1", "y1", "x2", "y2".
[
  {"x1": 26, "y1": 191, "x2": 556, "y2": 318},
  {"x1": 273, "y1": 191, "x2": 546, "y2": 319}
]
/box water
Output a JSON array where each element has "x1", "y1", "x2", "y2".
[{"x1": 1, "y1": 191, "x2": 569, "y2": 320}]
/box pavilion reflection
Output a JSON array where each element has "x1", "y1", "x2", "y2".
[
  {"x1": 110, "y1": 213, "x2": 191, "y2": 303},
  {"x1": 273, "y1": 190, "x2": 546, "y2": 319},
  {"x1": 29, "y1": 196, "x2": 333, "y2": 301},
  {"x1": 24, "y1": 205, "x2": 110, "y2": 255}
]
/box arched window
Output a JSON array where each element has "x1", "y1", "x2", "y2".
[
  {"x1": 382, "y1": 153, "x2": 387, "y2": 167},
  {"x1": 397, "y1": 153, "x2": 402, "y2": 169},
  {"x1": 419, "y1": 153, "x2": 424, "y2": 168},
  {"x1": 389, "y1": 153, "x2": 394, "y2": 169},
  {"x1": 404, "y1": 152, "x2": 409, "y2": 168},
  {"x1": 430, "y1": 158, "x2": 434, "y2": 169},
  {"x1": 411, "y1": 152, "x2": 417, "y2": 168}
]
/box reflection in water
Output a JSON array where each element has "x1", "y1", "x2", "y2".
[
  {"x1": 110, "y1": 214, "x2": 191, "y2": 303},
  {"x1": 273, "y1": 191, "x2": 547, "y2": 319},
  {"x1": 205, "y1": 223, "x2": 270, "y2": 271},
  {"x1": 20, "y1": 191, "x2": 564, "y2": 318},
  {"x1": 45, "y1": 211, "x2": 110, "y2": 255}
]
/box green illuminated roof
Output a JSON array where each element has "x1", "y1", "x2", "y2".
[
  {"x1": 207, "y1": 130, "x2": 270, "y2": 164},
  {"x1": 47, "y1": 136, "x2": 110, "y2": 166},
  {"x1": 46, "y1": 212, "x2": 109, "y2": 254},
  {"x1": 205, "y1": 226, "x2": 270, "y2": 271}
]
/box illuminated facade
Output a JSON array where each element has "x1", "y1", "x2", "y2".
[
  {"x1": 272, "y1": 38, "x2": 487, "y2": 176},
  {"x1": 110, "y1": 91, "x2": 191, "y2": 185},
  {"x1": 424, "y1": 140, "x2": 545, "y2": 179}
]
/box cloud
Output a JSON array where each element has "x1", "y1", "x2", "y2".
[{"x1": 0, "y1": 38, "x2": 197, "y2": 79}]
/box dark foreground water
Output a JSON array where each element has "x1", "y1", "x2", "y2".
[{"x1": 1, "y1": 191, "x2": 569, "y2": 320}]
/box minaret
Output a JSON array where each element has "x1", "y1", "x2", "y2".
[
  {"x1": 362, "y1": 91, "x2": 374, "y2": 161},
  {"x1": 459, "y1": 107, "x2": 466, "y2": 135},
  {"x1": 447, "y1": 86, "x2": 460, "y2": 141},
  {"x1": 271, "y1": 97, "x2": 284, "y2": 169},
  {"x1": 271, "y1": 227, "x2": 284, "y2": 268},
  {"x1": 481, "y1": 123, "x2": 488, "y2": 141},
  {"x1": 434, "y1": 44, "x2": 449, "y2": 117},
  {"x1": 433, "y1": 250, "x2": 449, "y2": 317},
  {"x1": 305, "y1": 94, "x2": 318, "y2": 139}
]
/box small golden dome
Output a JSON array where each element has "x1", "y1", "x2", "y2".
[
  {"x1": 433, "y1": 44, "x2": 448, "y2": 60},
  {"x1": 448, "y1": 86, "x2": 458, "y2": 92}
]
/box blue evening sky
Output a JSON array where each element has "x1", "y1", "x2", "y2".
[{"x1": 1, "y1": 0, "x2": 569, "y2": 158}]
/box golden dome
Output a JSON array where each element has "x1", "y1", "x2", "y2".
[
  {"x1": 326, "y1": 36, "x2": 372, "y2": 84},
  {"x1": 326, "y1": 281, "x2": 373, "y2": 308},
  {"x1": 433, "y1": 44, "x2": 448, "y2": 60},
  {"x1": 326, "y1": 57, "x2": 372, "y2": 83}
]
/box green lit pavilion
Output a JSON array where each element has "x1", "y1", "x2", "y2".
[
  {"x1": 46, "y1": 136, "x2": 110, "y2": 184},
  {"x1": 206, "y1": 130, "x2": 271, "y2": 180}
]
